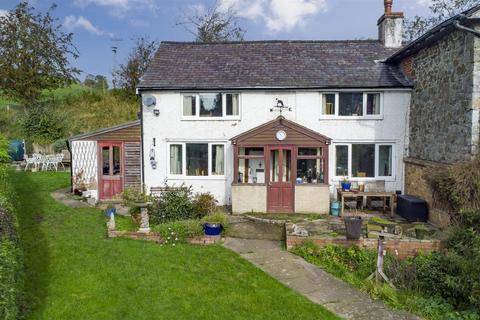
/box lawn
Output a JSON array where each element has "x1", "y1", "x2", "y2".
[{"x1": 11, "y1": 171, "x2": 339, "y2": 320}]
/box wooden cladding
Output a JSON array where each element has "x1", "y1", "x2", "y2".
[
  {"x1": 78, "y1": 124, "x2": 141, "y2": 142},
  {"x1": 124, "y1": 142, "x2": 141, "y2": 188}
]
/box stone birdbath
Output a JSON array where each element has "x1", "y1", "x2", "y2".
[{"x1": 134, "y1": 202, "x2": 152, "y2": 233}]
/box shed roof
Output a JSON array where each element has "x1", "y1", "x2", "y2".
[
  {"x1": 69, "y1": 120, "x2": 140, "y2": 142},
  {"x1": 138, "y1": 40, "x2": 412, "y2": 91}
]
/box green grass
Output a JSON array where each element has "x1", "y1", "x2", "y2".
[{"x1": 11, "y1": 172, "x2": 339, "y2": 320}]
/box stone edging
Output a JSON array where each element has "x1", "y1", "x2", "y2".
[
  {"x1": 244, "y1": 214, "x2": 286, "y2": 225},
  {"x1": 107, "y1": 228, "x2": 223, "y2": 245}
]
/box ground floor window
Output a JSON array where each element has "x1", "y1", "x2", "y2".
[
  {"x1": 296, "y1": 147, "x2": 326, "y2": 184},
  {"x1": 334, "y1": 143, "x2": 394, "y2": 179},
  {"x1": 168, "y1": 142, "x2": 226, "y2": 177},
  {"x1": 237, "y1": 147, "x2": 265, "y2": 183}
]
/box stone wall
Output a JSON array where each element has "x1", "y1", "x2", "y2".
[
  {"x1": 286, "y1": 234, "x2": 444, "y2": 259},
  {"x1": 409, "y1": 29, "x2": 477, "y2": 163},
  {"x1": 404, "y1": 158, "x2": 451, "y2": 228},
  {"x1": 295, "y1": 184, "x2": 330, "y2": 214},
  {"x1": 231, "y1": 185, "x2": 267, "y2": 214}
]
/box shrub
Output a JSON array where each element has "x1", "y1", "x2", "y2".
[
  {"x1": 52, "y1": 139, "x2": 67, "y2": 153},
  {"x1": 154, "y1": 220, "x2": 203, "y2": 245},
  {"x1": 149, "y1": 185, "x2": 194, "y2": 224},
  {"x1": 192, "y1": 192, "x2": 217, "y2": 219}
]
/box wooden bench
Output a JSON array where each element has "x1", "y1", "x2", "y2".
[{"x1": 149, "y1": 186, "x2": 184, "y2": 197}]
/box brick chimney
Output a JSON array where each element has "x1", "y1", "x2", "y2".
[{"x1": 378, "y1": 0, "x2": 404, "y2": 48}]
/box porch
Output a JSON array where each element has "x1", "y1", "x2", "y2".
[{"x1": 230, "y1": 116, "x2": 331, "y2": 214}]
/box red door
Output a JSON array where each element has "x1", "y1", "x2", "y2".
[
  {"x1": 267, "y1": 146, "x2": 294, "y2": 213},
  {"x1": 99, "y1": 142, "x2": 123, "y2": 199}
]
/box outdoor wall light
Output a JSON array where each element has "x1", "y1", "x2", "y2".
[{"x1": 153, "y1": 109, "x2": 160, "y2": 116}]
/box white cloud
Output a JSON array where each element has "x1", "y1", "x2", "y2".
[
  {"x1": 219, "y1": 0, "x2": 328, "y2": 33},
  {"x1": 73, "y1": 0, "x2": 158, "y2": 18},
  {"x1": 63, "y1": 15, "x2": 114, "y2": 37},
  {"x1": 0, "y1": 9, "x2": 8, "y2": 17}
]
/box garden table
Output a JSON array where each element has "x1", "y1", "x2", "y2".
[{"x1": 337, "y1": 189, "x2": 395, "y2": 217}]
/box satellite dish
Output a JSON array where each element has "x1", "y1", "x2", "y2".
[{"x1": 142, "y1": 95, "x2": 156, "y2": 107}]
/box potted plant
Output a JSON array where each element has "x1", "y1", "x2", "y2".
[
  {"x1": 344, "y1": 214, "x2": 363, "y2": 240},
  {"x1": 201, "y1": 212, "x2": 227, "y2": 236},
  {"x1": 341, "y1": 177, "x2": 352, "y2": 191}
]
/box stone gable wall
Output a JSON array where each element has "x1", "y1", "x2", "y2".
[{"x1": 409, "y1": 29, "x2": 476, "y2": 163}]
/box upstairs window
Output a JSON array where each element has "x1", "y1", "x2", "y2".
[
  {"x1": 321, "y1": 92, "x2": 382, "y2": 118},
  {"x1": 182, "y1": 93, "x2": 240, "y2": 119}
]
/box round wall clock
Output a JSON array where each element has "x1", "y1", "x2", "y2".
[{"x1": 276, "y1": 130, "x2": 287, "y2": 141}]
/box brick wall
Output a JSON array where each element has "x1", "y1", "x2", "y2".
[{"x1": 286, "y1": 235, "x2": 444, "y2": 259}]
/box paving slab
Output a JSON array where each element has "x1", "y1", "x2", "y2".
[{"x1": 224, "y1": 237, "x2": 421, "y2": 320}]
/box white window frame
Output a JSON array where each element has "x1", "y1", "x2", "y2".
[
  {"x1": 319, "y1": 91, "x2": 383, "y2": 120},
  {"x1": 181, "y1": 93, "x2": 241, "y2": 120},
  {"x1": 333, "y1": 142, "x2": 395, "y2": 181},
  {"x1": 166, "y1": 142, "x2": 227, "y2": 179}
]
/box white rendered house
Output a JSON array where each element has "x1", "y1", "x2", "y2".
[{"x1": 136, "y1": 2, "x2": 411, "y2": 213}]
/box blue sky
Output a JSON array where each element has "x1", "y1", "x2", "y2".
[{"x1": 0, "y1": 0, "x2": 431, "y2": 82}]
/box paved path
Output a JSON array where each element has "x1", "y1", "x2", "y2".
[{"x1": 224, "y1": 238, "x2": 420, "y2": 320}]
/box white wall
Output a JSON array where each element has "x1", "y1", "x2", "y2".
[{"x1": 142, "y1": 90, "x2": 411, "y2": 205}]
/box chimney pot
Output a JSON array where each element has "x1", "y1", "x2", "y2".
[{"x1": 385, "y1": 0, "x2": 393, "y2": 15}]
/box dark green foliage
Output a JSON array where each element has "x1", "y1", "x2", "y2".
[
  {"x1": 0, "y1": 2, "x2": 79, "y2": 104},
  {"x1": 149, "y1": 185, "x2": 194, "y2": 224},
  {"x1": 192, "y1": 192, "x2": 218, "y2": 219},
  {"x1": 19, "y1": 102, "x2": 67, "y2": 145},
  {"x1": 52, "y1": 139, "x2": 67, "y2": 153},
  {"x1": 83, "y1": 74, "x2": 108, "y2": 91},
  {"x1": 0, "y1": 134, "x2": 23, "y2": 320}
]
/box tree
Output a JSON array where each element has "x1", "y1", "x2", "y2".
[
  {"x1": 0, "y1": 2, "x2": 79, "y2": 104},
  {"x1": 20, "y1": 101, "x2": 67, "y2": 145},
  {"x1": 177, "y1": 2, "x2": 245, "y2": 42},
  {"x1": 404, "y1": 0, "x2": 479, "y2": 42},
  {"x1": 84, "y1": 74, "x2": 108, "y2": 91},
  {"x1": 113, "y1": 37, "x2": 157, "y2": 94}
]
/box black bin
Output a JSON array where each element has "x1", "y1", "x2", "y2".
[{"x1": 397, "y1": 195, "x2": 428, "y2": 222}]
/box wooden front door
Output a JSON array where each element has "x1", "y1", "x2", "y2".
[
  {"x1": 267, "y1": 146, "x2": 294, "y2": 213},
  {"x1": 99, "y1": 142, "x2": 123, "y2": 199}
]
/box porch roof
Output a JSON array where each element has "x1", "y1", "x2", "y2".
[{"x1": 230, "y1": 116, "x2": 331, "y2": 145}]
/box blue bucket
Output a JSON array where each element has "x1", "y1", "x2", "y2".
[
  {"x1": 330, "y1": 201, "x2": 341, "y2": 216},
  {"x1": 341, "y1": 182, "x2": 352, "y2": 191},
  {"x1": 204, "y1": 223, "x2": 223, "y2": 236}
]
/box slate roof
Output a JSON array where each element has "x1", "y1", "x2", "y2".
[
  {"x1": 387, "y1": 4, "x2": 480, "y2": 63},
  {"x1": 137, "y1": 40, "x2": 412, "y2": 91}
]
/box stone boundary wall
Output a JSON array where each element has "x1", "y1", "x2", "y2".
[
  {"x1": 286, "y1": 233, "x2": 444, "y2": 259},
  {"x1": 404, "y1": 157, "x2": 451, "y2": 228},
  {"x1": 107, "y1": 229, "x2": 223, "y2": 245}
]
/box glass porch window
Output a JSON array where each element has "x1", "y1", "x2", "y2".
[
  {"x1": 102, "y1": 146, "x2": 110, "y2": 175},
  {"x1": 282, "y1": 150, "x2": 291, "y2": 182},
  {"x1": 169, "y1": 144, "x2": 182, "y2": 175},
  {"x1": 186, "y1": 143, "x2": 208, "y2": 176},
  {"x1": 237, "y1": 147, "x2": 265, "y2": 184},
  {"x1": 270, "y1": 150, "x2": 279, "y2": 182},
  {"x1": 296, "y1": 147, "x2": 326, "y2": 183},
  {"x1": 352, "y1": 144, "x2": 375, "y2": 177},
  {"x1": 113, "y1": 146, "x2": 121, "y2": 175}
]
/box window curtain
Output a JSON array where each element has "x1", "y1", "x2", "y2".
[
  {"x1": 231, "y1": 94, "x2": 239, "y2": 115},
  {"x1": 170, "y1": 145, "x2": 182, "y2": 174},
  {"x1": 212, "y1": 145, "x2": 224, "y2": 175}
]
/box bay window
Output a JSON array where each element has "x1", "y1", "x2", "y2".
[
  {"x1": 321, "y1": 92, "x2": 382, "y2": 117},
  {"x1": 168, "y1": 142, "x2": 226, "y2": 177},
  {"x1": 182, "y1": 93, "x2": 240, "y2": 119},
  {"x1": 334, "y1": 143, "x2": 394, "y2": 179}
]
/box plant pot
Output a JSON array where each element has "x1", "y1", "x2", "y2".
[
  {"x1": 104, "y1": 207, "x2": 116, "y2": 218},
  {"x1": 341, "y1": 182, "x2": 352, "y2": 191},
  {"x1": 344, "y1": 216, "x2": 363, "y2": 240},
  {"x1": 204, "y1": 223, "x2": 223, "y2": 236}
]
